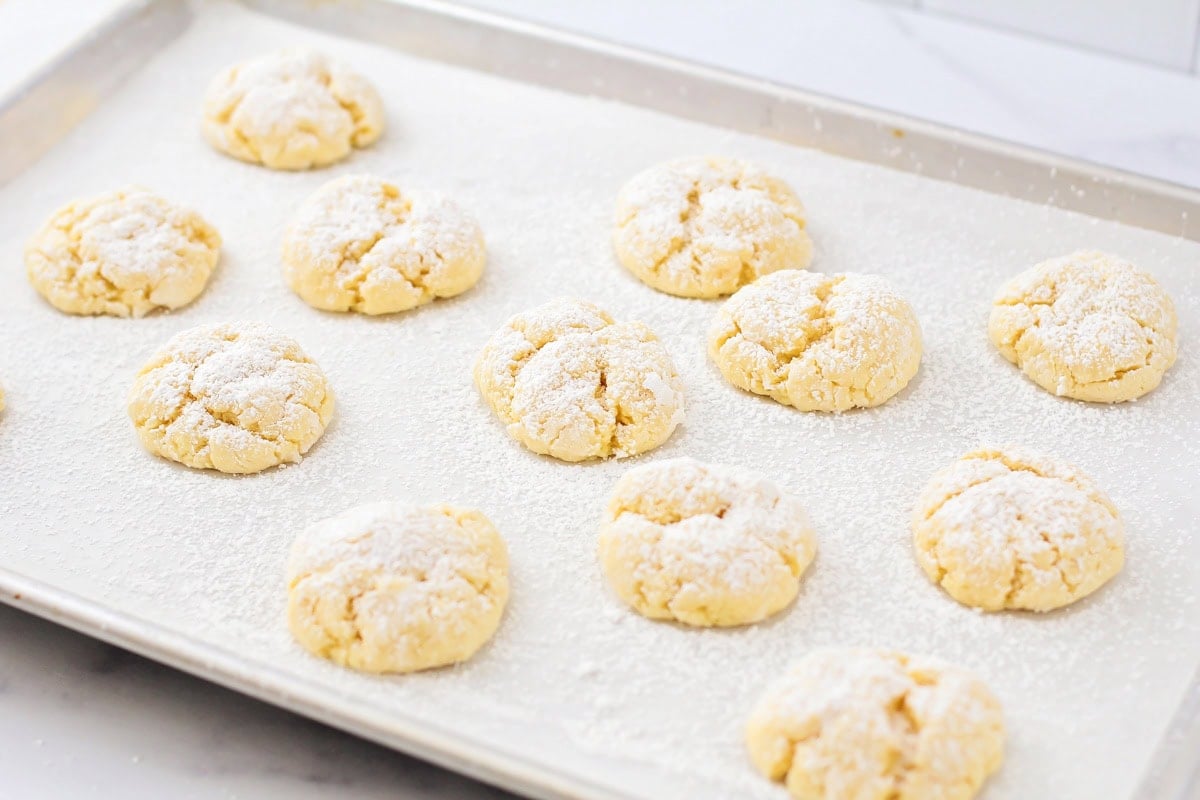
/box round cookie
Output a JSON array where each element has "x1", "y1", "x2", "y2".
[
  {"x1": 282, "y1": 174, "x2": 485, "y2": 314},
  {"x1": 708, "y1": 270, "x2": 922, "y2": 411},
  {"x1": 287, "y1": 502, "x2": 509, "y2": 673},
  {"x1": 202, "y1": 49, "x2": 384, "y2": 170},
  {"x1": 474, "y1": 298, "x2": 685, "y2": 462},
  {"x1": 912, "y1": 446, "x2": 1124, "y2": 612},
  {"x1": 598, "y1": 457, "x2": 816, "y2": 627},
  {"x1": 746, "y1": 648, "x2": 1004, "y2": 800},
  {"x1": 613, "y1": 156, "x2": 813, "y2": 298},
  {"x1": 25, "y1": 187, "x2": 220, "y2": 317},
  {"x1": 126, "y1": 321, "x2": 334, "y2": 474},
  {"x1": 988, "y1": 250, "x2": 1177, "y2": 402}
]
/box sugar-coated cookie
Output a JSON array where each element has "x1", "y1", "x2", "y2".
[
  {"x1": 282, "y1": 174, "x2": 484, "y2": 314},
  {"x1": 287, "y1": 502, "x2": 509, "y2": 673},
  {"x1": 912, "y1": 446, "x2": 1124, "y2": 612},
  {"x1": 474, "y1": 299, "x2": 685, "y2": 462},
  {"x1": 747, "y1": 648, "x2": 1004, "y2": 800},
  {"x1": 25, "y1": 187, "x2": 220, "y2": 317},
  {"x1": 127, "y1": 321, "x2": 334, "y2": 474},
  {"x1": 709, "y1": 270, "x2": 922, "y2": 411},
  {"x1": 989, "y1": 250, "x2": 1177, "y2": 402},
  {"x1": 598, "y1": 457, "x2": 815, "y2": 627},
  {"x1": 613, "y1": 157, "x2": 812, "y2": 298},
  {"x1": 202, "y1": 49, "x2": 384, "y2": 170}
]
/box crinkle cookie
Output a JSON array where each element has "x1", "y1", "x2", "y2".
[
  {"x1": 202, "y1": 49, "x2": 384, "y2": 170},
  {"x1": 989, "y1": 250, "x2": 1177, "y2": 402},
  {"x1": 598, "y1": 457, "x2": 816, "y2": 627},
  {"x1": 708, "y1": 270, "x2": 922, "y2": 411},
  {"x1": 282, "y1": 174, "x2": 485, "y2": 314},
  {"x1": 613, "y1": 156, "x2": 813, "y2": 298},
  {"x1": 25, "y1": 187, "x2": 220, "y2": 317},
  {"x1": 287, "y1": 502, "x2": 509, "y2": 673},
  {"x1": 126, "y1": 321, "x2": 334, "y2": 474},
  {"x1": 912, "y1": 446, "x2": 1124, "y2": 612},
  {"x1": 474, "y1": 298, "x2": 685, "y2": 462},
  {"x1": 747, "y1": 649, "x2": 1004, "y2": 800}
]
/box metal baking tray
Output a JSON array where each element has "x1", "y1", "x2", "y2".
[{"x1": 0, "y1": 1, "x2": 1196, "y2": 798}]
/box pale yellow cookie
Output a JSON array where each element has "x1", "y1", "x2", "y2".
[
  {"x1": 598, "y1": 457, "x2": 815, "y2": 627},
  {"x1": 613, "y1": 156, "x2": 813, "y2": 298},
  {"x1": 127, "y1": 322, "x2": 334, "y2": 474},
  {"x1": 25, "y1": 187, "x2": 220, "y2": 317},
  {"x1": 287, "y1": 502, "x2": 509, "y2": 674},
  {"x1": 474, "y1": 298, "x2": 685, "y2": 462},
  {"x1": 202, "y1": 49, "x2": 384, "y2": 170},
  {"x1": 708, "y1": 270, "x2": 922, "y2": 411},
  {"x1": 988, "y1": 250, "x2": 1178, "y2": 402},
  {"x1": 282, "y1": 174, "x2": 485, "y2": 314},
  {"x1": 747, "y1": 649, "x2": 1004, "y2": 800},
  {"x1": 912, "y1": 446, "x2": 1124, "y2": 612}
]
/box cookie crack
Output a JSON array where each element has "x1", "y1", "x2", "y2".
[
  {"x1": 142, "y1": 351, "x2": 326, "y2": 457},
  {"x1": 920, "y1": 454, "x2": 1061, "y2": 523},
  {"x1": 881, "y1": 688, "x2": 921, "y2": 795},
  {"x1": 339, "y1": 197, "x2": 431, "y2": 307},
  {"x1": 501, "y1": 320, "x2": 615, "y2": 413},
  {"x1": 332, "y1": 90, "x2": 373, "y2": 142},
  {"x1": 926, "y1": 457, "x2": 1089, "y2": 605},
  {"x1": 726, "y1": 277, "x2": 843, "y2": 387},
  {"x1": 637, "y1": 180, "x2": 705, "y2": 281},
  {"x1": 1001, "y1": 296, "x2": 1165, "y2": 389},
  {"x1": 58, "y1": 224, "x2": 149, "y2": 307},
  {"x1": 210, "y1": 69, "x2": 244, "y2": 125}
]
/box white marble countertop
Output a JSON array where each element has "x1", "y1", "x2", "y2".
[
  {"x1": 0, "y1": 605, "x2": 517, "y2": 799},
  {"x1": 1, "y1": 1, "x2": 1197, "y2": 798}
]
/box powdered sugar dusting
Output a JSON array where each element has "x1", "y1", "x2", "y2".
[
  {"x1": 747, "y1": 648, "x2": 1004, "y2": 799},
  {"x1": 709, "y1": 270, "x2": 923, "y2": 410},
  {"x1": 913, "y1": 447, "x2": 1125, "y2": 612},
  {"x1": 599, "y1": 457, "x2": 815, "y2": 626},
  {"x1": 287, "y1": 501, "x2": 508, "y2": 674},
  {"x1": 613, "y1": 156, "x2": 813, "y2": 297},
  {"x1": 989, "y1": 250, "x2": 1178, "y2": 401},
  {"x1": 474, "y1": 298, "x2": 685, "y2": 461},
  {"x1": 202, "y1": 48, "x2": 384, "y2": 169},
  {"x1": 125, "y1": 321, "x2": 333, "y2": 473},
  {"x1": 24, "y1": 185, "x2": 220, "y2": 317},
  {"x1": 0, "y1": 4, "x2": 1197, "y2": 799},
  {"x1": 282, "y1": 173, "x2": 485, "y2": 313}
]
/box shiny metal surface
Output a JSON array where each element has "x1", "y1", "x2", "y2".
[{"x1": 0, "y1": 0, "x2": 190, "y2": 185}]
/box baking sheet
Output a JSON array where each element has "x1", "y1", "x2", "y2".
[{"x1": 0, "y1": 2, "x2": 1198, "y2": 799}]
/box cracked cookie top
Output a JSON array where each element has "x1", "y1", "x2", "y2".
[
  {"x1": 911, "y1": 447, "x2": 1124, "y2": 612},
  {"x1": 473, "y1": 298, "x2": 685, "y2": 462},
  {"x1": 25, "y1": 187, "x2": 221, "y2": 318},
  {"x1": 746, "y1": 648, "x2": 1004, "y2": 800},
  {"x1": 126, "y1": 321, "x2": 335, "y2": 474},
  {"x1": 282, "y1": 174, "x2": 485, "y2": 315},
  {"x1": 202, "y1": 49, "x2": 384, "y2": 170},
  {"x1": 287, "y1": 502, "x2": 509, "y2": 674},
  {"x1": 708, "y1": 270, "x2": 922, "y2": 412},
  {"x1": 612, "y1": 156, "x2": 813, "y2": 298},
  {"x1": 988, "y1": 250, "x2": 1178, "y2": 403},
  {"x1": 598, "y1": 457, "x2": 815, "y2": 627}
]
